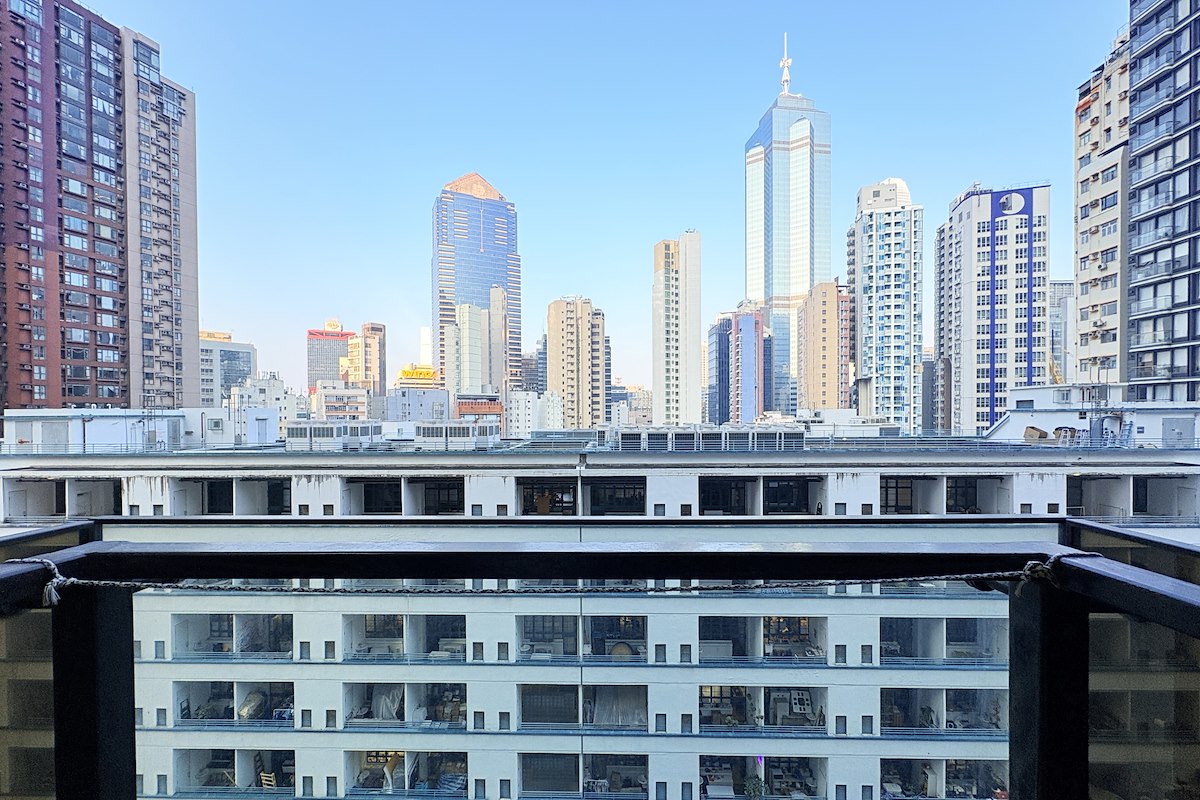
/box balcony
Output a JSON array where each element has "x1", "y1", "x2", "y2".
[
  {"x1": 1130, "y1": 155, "x2": 1175, "y2": 185},
  {"x1": 170, "y1": 613, "x2": 292, "y2": 661},
  {"x1": 1130, "y1": 226, "x2": 1175, "y2": 250},
  {"x1": 1133, "y1": 14, "x2": 1177, "y2": 55},
  {"x1": 1129, "y1": 329, "x2": 1171, "y2": 348},
  {"x1": 1131, "y1": 83, "x2": 1175, "y2": 116},
  {"x1": 1132, "y1": 0, "x2": 1169, "y2": 23},
  {"x1": 1129, "y1": 363, "x2": 1188, "y2": 380},
  {"x1": 1128, "y1": 259, "x2": 1175, "y2": 283},
  {"x1": 1131, "y1": 51, "x2": 1178, "y2": 88},
  {"x1": 1130, "y1": 189, "x2": 1175, "y2": 217},
  {"x1": 3, "y1": 519, "x2": 1200, "y2": 800},
  {"x1": 880, "y1": 617, "x2": 1009, "y2": 667},
  {"x1": 1129, "y1": 295, "x2": 1173, "y2": 315}
]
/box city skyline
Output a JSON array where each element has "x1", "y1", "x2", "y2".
[{"x1": 90, "y1": 0, "x2": 1126, "y2": 390}]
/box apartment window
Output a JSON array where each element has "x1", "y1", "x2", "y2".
[
  {"x1": 323, "y1": 504, "x2": 334, "y2": 515},
  {"x1": 655, "y1": 713, "x2": 667, "y2": 732},
  {"x1": 497, "y1": 504, "x2": 508, "y2": 516},
  {"x1": 474, "y1": 711, "x2": 485, "y2": 730},
  {"x1": 476, "y1": 779, "x2": 487, "y2": 799},
  {"x1": 681, "y1": 503, "x2": 693, "y2": 516},
  {"x1": 861, "y1": 503, "x2": 873, "y2": 515},
  {"x1": 471, "y1": 504, "x2": 483, "y2": 516},
  {"x1": 683, "y1": 783, "x2": 694, "y2": 800},
  {"x1": 861, "y1": 645, "x2": 873, "y2": 664},
  {"x1": 682, "y1": 713, "x2": 693, "y2": 733},
  {"x1": 653, "y1": 503, "x2": 666, "y2": 516},
  {"x1": 473, "y1": 642, "x2": 484, "y2": 661},
  {"x1": 498, "y1": 642, "x2": 509, "y2": 661},
  {"x1": 680, "y1": 644, "x2": 692, "y2": 663},
  {"x1": 133, "y1": 641, "x2": 142, "y2": 660},
  {"x1": 155, "y1": 708, "x2": 166, "y2": 726},
  {"x1": 657, "y1": 783, "x2": 668, "y2": 800},
  {"x1": 300, "y1": 709, "x2": 312, "y2": 728},
  {"x1": 655, "y1": 644, "x2": 666, "y2": 663},
  {"x1": 302, "y1": 777, "x2": 313, "y2": 797},
  {"x1": 327, "y1": 778, "x2": 338, "y2": 796},
  {"x1": 129, "y1": 504, "x2": 140, "y2": 516},
  {"x1": 835, "y1": 645, "x2": 847, "y2": 664},
  {"x1": 154, "y1": 641, "x2": 165, "y2": 659},
  {"x1": 835, "y1": 503, "x2": 847, "y2": 515},
  {"x1": 501, "y1": 780, "x2": 512, "y2": 799},
  {"x1": 499, "y1": 711, "x2": 511, "y2": 730},
  {"x1": 325, "y1": 709, "x2": 336, "y2": 727},
  {"x1": 863, "y1": 788, "x2": 874, "y2": 800},
  {"x1": 298, "y1": 504, "x2": 309, "y2": 516},
  {"x1": 134, "y1": 707, "x2": 143, "y2": 726},
  {"x1": 1020, "y1": 503, "x2": 1033, "y2": 514},
  {"x1": 324, "y1": 641, "x2": 335, "y2": 659},
  {"x1": 157, "y1": 775, "x2": 167, "y2": 795},
  {"x1": 836, "y1": 787, "x2": 847, "y2": 800},
  {"x1": 836, "y1": 715, "x2": 847, "y2": 734},
  {"x1": 1048, "y1": 503, "x2": 1061, "y2": 513},
  {"x1": 862, "y1": 715, "x2": 874, "y2": 734},
  {"x1": 299, "y1": 642, "x2": 311, "y2": 660}
]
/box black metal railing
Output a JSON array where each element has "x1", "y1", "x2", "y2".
[{"x1": 0, "y1": 519, "x2": 1197, "y2": 798}]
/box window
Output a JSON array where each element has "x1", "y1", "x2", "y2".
[
  {"x1": 862, "y1": 715, "x2": 874, "y2": 734},
  {"x1": 861, "y1": 644, "x2": 873, "y2": 664},
  {"x1": 1100, "y1": 192, "x2": 1118, "y2": 209},
  {"x1": 655, "y1": 644, "x2": 666, "y2": 663},
  {"x1": 655, "y1": 713, "x2": 667, "y2": 732},
  {"x1": 835, "y1": 715, "x2": 847, "y2": 734},
  {"x1": 835, "y1": 645, "x2": 846, "y2": 664},
  {"x1": 499, "y1": 711, "x2": 510, "y2": 730}
]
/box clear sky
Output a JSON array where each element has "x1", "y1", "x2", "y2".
[{"x1": 98, "y1": 0, "x2": 1129, "y2": 389}]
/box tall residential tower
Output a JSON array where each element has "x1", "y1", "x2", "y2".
[
  {"x1": 745, "y1": 35, "x2": 832, "y2": 415},
  {"x1": 546, "y1": 297, "x2": 606, "y2": 429},
  {"x1": 432, "y1": 173, "x2": 521, "y2": 392},
  {"x1": 0, "y1": 4, "x2": 199, "y2": 410},
  {"x1": 849, "y1": 178, "x2": 923, "y2": 433},
  {"x1": 1074, "y1": 31, "x2": 1130, "y2": 385},
  {"x1": 651, "y1": 231, "x2": 702, "y2": 425},
  {"x1": 935, "y1": 184, "x2": 1051, "y2": 435},
  {"x1": 1126, "y1": 1, "x2": 1196, "y2": 399}
]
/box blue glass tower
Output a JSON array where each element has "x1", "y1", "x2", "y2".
[
  {"x1": 432, "y1": 173, "x2": 522, "y2": 389},
  {"x1": 744, "y1": 39, "x2": 832, "y2": 415}
]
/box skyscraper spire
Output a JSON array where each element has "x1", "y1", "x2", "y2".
[{"x1": 779, "y1": 32, "x2": 792, "y2": 95}]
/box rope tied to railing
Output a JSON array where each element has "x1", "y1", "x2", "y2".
[{"x1": 5, "y1": 553, "x2": 1093, "y2": 608}]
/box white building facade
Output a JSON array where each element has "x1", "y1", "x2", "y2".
[
  {"x1": 850, "y1": 179, "x2": 923, "y2": 434},
  {"x1": 1074, "y1": 32, "x2": 1130, "y2": 385},
  {"x1": 2, "y1": 446, "x2": 1199, "y2": 797},
  {"x1": 935, "y1": 184, "x2": 1052, "y2": 435},
  {"x1": 652, "y1": 232, "x2": 702, "y2": 425}
]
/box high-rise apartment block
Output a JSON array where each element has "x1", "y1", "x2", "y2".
[
  {"x1": 935, "y1": 184, "x2": 1051, "y2": 435},
  {"x1": 0, "y1": 3, "x2": 199, "y2": 411},
  {"x1": 849, "y1": 178, "x2": 924, "y2": 433},
  {"x1": 306, "y1": 320, "x2": 353, "y2": 393},
  {"x1": 345, "y1": 322, "x2": 386, "y2": 396},
  {"x1": 652, "y1": 231, "x2": 702, "y2": 425},
  {"x1": 1048, "y1": 280, "x2": 1075, "y2": 384},
  {"x1": 1074, "y1": 31, "x2": 1130, "y2": 385},
  {"x1": 198, "y1": 331, "x2": 256, "y2": 408},
  {"x1": 707, "y1": 303, "x2": 769, "y2": 425},
  {"x1": 1126, "y1": 2, "x2": 1197, "y2": 399},
  {"x1": 546, "y1": 297, "x2": 606, "y2": 429},
  {"x1": 444, "y1": 287, "x2": 509, "y2": 399},
  {"x1": 432, "y1": 173, "x2": 521, "y2": 392},
  {"x1": 796, "y1": 282, "x2": 851, "y2": 410},
  {"x1": 745, "y1": 38, "x2": 832, "y2": 415}
]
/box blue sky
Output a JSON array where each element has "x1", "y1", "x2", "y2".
[{"x1": 100, "y1": 0, "x2": 1129, "y2": 388}]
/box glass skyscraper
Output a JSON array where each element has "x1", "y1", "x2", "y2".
[
  {"x1": 745, "y1": 51, "x2": 831, "y2": 415},
  {"x1": 432, "y1": 173, "x2": 522, "y2": 391}
]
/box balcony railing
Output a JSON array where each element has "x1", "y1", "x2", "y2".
[
  {"x1": 1131, "y1": 51, "x2": 1178, "y2": 87},
  {"x1": 1133, "y1": 14, "x2": 1177, "y2": 55},
  {"x1": 1132, "y1": 0, "x2": 1169, "y2": 22},
  {"x1": 1132, "y1": 119, "x2": 1176, "y2": 150},
  {"x1": 1130, "y1": 155, "x2": 1175, "y2": 184},
  {"x1": 1131, "y1": 83, "x2": 1175, "y2": 116},
  {"x1": 1129, "y1": 329, "x2": 1171, "y2": 347},
  {"x1": 1, "y1": 519, "x2": 1200, "y2": 800},
  {"x1": 1129, "y1": 259, "x2": 1174, "y2": 282},
  {"x1": 1129, "y1": 295, "x2": 1173, "y2": 314},
  {"x1": 1130, "y1": 226, "x2": 1175, "y2": 249},
  {"x1": 1130, "y1": 190, "x2": 1174, "y2": 217}
]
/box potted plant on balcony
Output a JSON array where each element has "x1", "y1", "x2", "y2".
[{"x1": 743, "y1": 774, "x2": 766, "y2": 800}]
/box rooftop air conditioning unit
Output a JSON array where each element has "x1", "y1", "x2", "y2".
[{"x1": 1093, "y1": 320, "x2": 1105, "y2": 327}]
